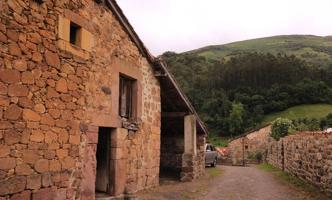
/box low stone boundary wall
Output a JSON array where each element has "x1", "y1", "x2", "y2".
[{"x1": 267, "y1": 132, "x2": 332, "y2": 195}]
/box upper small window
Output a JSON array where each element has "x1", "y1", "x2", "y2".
[
  {"x1": 70, "y1": 22, "x2": 81, "y2": 46},
  {"x1": 119, "y1": 75, "x2": 135, "y2": 119}
]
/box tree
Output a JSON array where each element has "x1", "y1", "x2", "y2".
[
  {"x1": 228, "y1": 102, "x2": 245, "y2": 136},
  {"x1": 162, "y1": 51, "x2": 332, "y2": 136},
  {"x1": 270, "y1": 118, "x2": 293, "y2": 140}
]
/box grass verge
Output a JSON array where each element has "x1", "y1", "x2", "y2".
[
  {"x1": 258, "y1": 163, "x2": 330, "y2": 200},
  {"x1": 206, "y1": 167, "x2": 223, "y2": 178},
  {"x1": 181, "y1": 167, "x2": 223, "y2": 200}
]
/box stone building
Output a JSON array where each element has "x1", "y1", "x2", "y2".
[
  {"x1": 228, "y1": 125, "x2": 271, "y2": 165},
  {"x1": 0, "y1": 0, "x2": 207, "y2": 199}
]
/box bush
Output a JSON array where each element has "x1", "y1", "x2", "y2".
[
  {"x1": 255, "y1": 152, "x2": 263, "y2": 162},
  {"x1": 248, "y1": 151, "x2": 264, "y2": 163},
  {"x1": 270, "y1": 118, "x2": 293, "y2": 140}
]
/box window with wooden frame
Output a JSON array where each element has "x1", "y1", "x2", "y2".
[{"x1": 119, "y1": 75, "x2": 135, "y2": 119}]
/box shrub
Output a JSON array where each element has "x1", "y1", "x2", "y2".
[
  {"x1": 255, "y1": 152, "x2": 263, "y2": 162},
  {"x1": 270, "y1": 118, "x2": 293, "y2": 140}
]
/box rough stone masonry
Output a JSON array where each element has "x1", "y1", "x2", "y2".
[
  {"x1": 0, "y1": 0, "x2": 163, "y2": 199},
  {"x1": 0, "y1": 0, "x2": 207, "y2": 199},
  {"x1": 267, "y1": 132, "x2": 332, "y2": 196}
]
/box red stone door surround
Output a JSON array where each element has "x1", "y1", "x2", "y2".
[
  {"x1": 81, "y1": 126, "x2": 128, "y2": 199},
  {"x1": 81, "y1": 58, "x2": 142, "y2": 199}
]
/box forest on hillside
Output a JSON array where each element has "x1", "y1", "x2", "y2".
[{"x1": 162, "y1": 52, "x2": 332, "y2": 136}]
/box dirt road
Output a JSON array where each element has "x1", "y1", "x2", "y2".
[{"x1": 137, "y1": 165, "x2": 328, "y2": 200}]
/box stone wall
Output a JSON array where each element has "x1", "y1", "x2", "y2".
[
  {"x1": 0, "y1": 0, "x2": 160, "y2": 199},
  {"x1": 267, "y1": 132, "x2": 332, "y2": 195},
  {"x1": 160, "y1": 133, "x2": 183, "y2": 174},
  {"x1": 180, "y1": 134, "x2": 205, "y2": 181},
  {"x1": 228, "y1": 125, "x2": 271, "y2": 165},
  {"x1": 194, "y1": 134, "x2": 206, "y2": 178}
]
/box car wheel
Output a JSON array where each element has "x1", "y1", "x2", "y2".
[{"x1": 211, "y1": 158, "x2": 217, "y2": 167}]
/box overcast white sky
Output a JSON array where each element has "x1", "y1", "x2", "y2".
[{"x1": 117, "y1": 0, "x2": 332, "y2": 56}]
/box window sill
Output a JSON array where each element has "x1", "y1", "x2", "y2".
[
  {"x1": 57, "y1": 40, "x2": 90, "y2": 60},
  {"x1": 122, "y1": 119, "x2": 139, "y2": 131}
]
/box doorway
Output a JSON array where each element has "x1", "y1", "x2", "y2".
[
  {"x1": 159, "y1": 117, "x2": 184, "y2": 182},
  {"x1": 95, "y1": 127, "x2": 112, "y2": 195}
]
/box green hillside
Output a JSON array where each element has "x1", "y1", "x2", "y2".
[
  {"x1": 188, "y1": 35, "x2": 332, "y2": 68},
  {"x1": 262, "y1": 104, "x2": 332, "y2": 124},
  {"x1": 162, "y1": 35, "x2": 332, "y2": 136}
]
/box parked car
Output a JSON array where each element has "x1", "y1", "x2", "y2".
[{"x1": 205, "y1": 143, "x2": 218, "y2": 167}]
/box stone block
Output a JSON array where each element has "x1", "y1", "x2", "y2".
[
  {"x1": 86, "y1": 130, "x2": 98, "y2": 144},
  {"x1": 41, "y1": 114, "x2": 55, "y2": 126},
  {"x1": 16, "y1": 163, "x2": 34, "y2": 175},
  {"x1": 23, "y1": 109, "x2": 41, "y2": 122},
  {"x1": 61, "y1": 110, "x2": 72, "y2": 120},
  {"x1": 81, "y1": 144, "x2": 96, "y2": 200},
  {"x1": 8, "y1": 42, "x2": 22, "y2": 56},
  {"x1": 4, "y1": 104, "x2": 22, "y2": 120},
  {"x1": 13, "y1": 59, "x2": 27, "y2": 71},
  {"x1": 58, "y1": 130, "x2": 69, "y2": 144},
  {"x1": 81, "y1": 28, "x2": 93, "y2": 52},
  {"x1": 21, "y1": 71, "x2": 35, "y2": 84},
  {"x1": 111, "y1": 159, "x2": 127, "y2": 196},
  {"x1": 10, "y1": 190, "x2": 31, "y2": 200},
  {"x1": 111, "y1": 147, "x2": 127, "y2": 160},
  {"x1": 53, "y1": 188, "x2": 66, "y2": 200},
  {"x1": 56, "y1": 78, "x2": 68, "y2": 93},
  {"x1": 56, "y1": 149, "x2": 68, "y2": 159},
  {"x1": 0, "y1": 157, "x2": 16, "y2": 170},
  {"x1": 30, "y1": 130, "x2": 44, "y2": 142},
  {"x1": 0, "y1": 32, "x2": 7, "y2": 42},
  {"x1": 0, "y1": 176, "x2": 26, "y2": 195},
  {"x1": 4, "y1": 130, "x2": 21, "y2": 145},
  {"x1": 42, "y1": 173, "x2": 52, "y2": 187},
  {"x1": 61, "y1": 156, "x2": 75, "y2": 170},
  {"x1": 49, "y1": 109, "x2": 61, "y2": 119},
  {"x1": 8, "y1": 84, "x2": 29, "y2": 97},
  {"x1": 61, "y1": 63, "x2": 75, "y2": 75},
  {"x1": 58, "y1": 16, "x2": 70, "y2": 42},
  {"x1": 111, "y1": 128, "x2": 128, "y2": 148},
  {"x1": 0, "y1": 145, "x2": 10, "y2": 157},
  {"x1": 22, "y1": 150, "x2": 39, "y2": 164},
  {"x1": 18, "y1": 97, "x2": 33, "y2": 108},
  {"x1": 32, "y1": 188, "x2": 53, "y2": 200},
  {"x1": 28, "y1": 33, "x2": 42, "y2": 44},
  {"x1": 45, "y1": 50, "x2": 60, "y2": 69},
  {"x1": 27, "y1": 174, "x2": 41, "y2": 190},
  {"x1": 0, "y1": 82, "x2": 7, "y2": 95},
  {"x1": 34, "y1": 159, "x2": 49, "y2": 173},
  {"x1": 45, "y1": 131, "x2": 57, "y2": 144},
  {"x1": 69, "y1": 134, "x2": 80, "y2": 145}
]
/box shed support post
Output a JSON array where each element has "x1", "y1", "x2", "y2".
[{"x1": 184, "y1": 114, "x2": 197, "y2": 155}]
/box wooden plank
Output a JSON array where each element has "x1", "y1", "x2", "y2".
[{"x1": 162, "y1": 112, "x2": 188, "y2": 118}]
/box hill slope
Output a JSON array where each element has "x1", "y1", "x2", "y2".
[
  {"x1": 162, "y1": 35, "x2": 332, "y2": 136},
  {"x1": 187, "y1": 35, "x2": 332, "y2": 68},
  {"x1": 262, "y1": 104, "x2": 332, "y2": 124}
]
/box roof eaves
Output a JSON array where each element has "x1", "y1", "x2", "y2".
[
  {"x1": 103, "y1": 0, "x2": 208, "y2": 136},
  {"x1": 157, "y1": 59, "x2": 208, "y2": 135}
]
